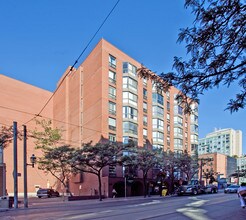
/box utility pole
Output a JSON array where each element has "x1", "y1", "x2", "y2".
[
  {"x1": 237, "y1": 166, "x2": 240, "y2": 185},
  {"x1": 199, "y1": 159, "x2": 203, "y2": 184},
  {"x1": 23, "y1": 125, "x2": 28, "y2": 208},
  {"x1": 13, "y1": 121, "x2": 18, "y2": 209}
]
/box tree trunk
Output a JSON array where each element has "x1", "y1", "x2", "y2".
[
  {"x1": 97, "y1": 172, "x2": 102, "y2": 201},
  {"x1": 143, "y1": 173, "x2": 147, "y2": 198},
  {"x1": 62, "y1": 181, "x2": 73, "y2": 197}
]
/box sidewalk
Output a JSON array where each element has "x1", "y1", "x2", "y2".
[{"x1": 0, "y1": 194, "x2": 172, "y2": 212}]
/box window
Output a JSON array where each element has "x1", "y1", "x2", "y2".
[
  {"x1": 152, "y1": 105, "x2": 164, "y2": 117},
  {"x1": 123, "y1": 121, "x2": 138, "y2": 135},
  {"x1": 109, "y1": 101, "x2": 116, "y2": 115},
  {"x1": 109, "y1": 86, "x2": 116, "y2": 100},
  {"x1": 123, "y1": 106, "x2": 137, "y2": 120},
  {"x1": 152, "y1": 118, "x2": 164, "y2": 131},
  {"x1": 123, "y1": 91, "x2": 138, "y2": 106},
  {"x1": 143, "y1": 102, "x2": 147, "y2": 113},
  {"x1": 167, "y1": 125, "x2": 170, "y2": 134},
  {"x1": 167, "y1": 136, "x2": 170, "y2": 146},
  {"x1": 123, "y1": 62, "x2": 137, "y2": 76},
  {"x1": 143, "y1": 88, "x2": 147, "y2": 99},
  {"x1": 109, "y1": 133, "x2": 116, "y2": 142},
  {"x1": 123, "y1": 77, "x2": 138, "y2": 91},
  {"x1": 191, "y1": 114, "x2": 198, "y2": 123},
  {"x1": 166, "y1": 91, "x2": 170, "y2": 100},
  {"x1": 109, "y1": 70, "x2": 116, "y2": 84},
  {"x1": 143, "y1": 115, "x2": 147, "y2": 126},
  {"x1": 174, "y1": 116, "x2": 183, "y2": 126},
  {"x1": 152, "y1": 93, "x2": 164, "y2": 105},
  {"x1": 174, "y1": 105, "x2": 183, "y2": 115},
  {"x1": 109, "y1": 117, "x2": 116, "y2": 131},
  {"x1": 123, "y1": 136, "x2": 138, "y2": 145},
  {"x1": 109, "y1": 55, "x2": 116, "y2": 68},
  {"x1": 167, "y1": 101, "x2": 170, "y2": 111},
  {"x1": 143, "y1": 129, "x2": 147, "y2": 138},
  {"x1": 167, "y1": 113, "x2": 170, "y2": 121},
  {"x1": 153, "y1": 131, "x2": 164, "y2": 142},
  {"x1": 143, "y1": 78, "x2": 147, "y2": 86},
  {"x1": 174, "y1": 127, "x2": 183, "y2": 137},
  {"x1": 174, "y1": 138, "x2": 183, "y2": 148},
  {"x1": 153, "y1": 144, "x2": 164, "y2": 150},
  {"x1": 191, "y1": 134, "x2": 198, "y2": 142},
  {"x1": 191, "y1": 124, "x2": 199, "y2": 133}
]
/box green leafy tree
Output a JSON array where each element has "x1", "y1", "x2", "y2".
[
  {"x1": 72, "y1": 141, "x2": 126, "y2": 201},
  {"x1": 38, "y1": 145, "x2": 75, "y2": 196},
  {"x1": 31, "y1": 119, "x2": 74, "y2": 194},
  {"x1": 138, "y1": 0, "x2": 246, "y2": 113},
  {"x1": 135, "y1": 147, "x2": 159, "y2": 197},
  {"x1": 32, "y1": 119, "x2": 62, "y2": 151},
  {"x1": 159, "y1": 150, "x2": 181, "y2": 193},
  {"x1": 179, "y1": 150, "x2": 199, "y2": 182},
  {"x1": 0, "y1": 126, "x2": 14, "y2": 149},
  {"x1": 0, "y1": 125, "x2": 22, "y2": 149}
]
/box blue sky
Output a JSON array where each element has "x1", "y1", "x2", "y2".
[{"x1": 1, "y1": 0, "x2": 245, "y2": 153}]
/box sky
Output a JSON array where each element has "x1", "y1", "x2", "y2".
[{"x1": 0, "y1": 0, "x2": 245, "y2": 153}]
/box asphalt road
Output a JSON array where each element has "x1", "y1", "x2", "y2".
[{"x1": 1, "y1": 192, "x2": 246, "y2": 220}]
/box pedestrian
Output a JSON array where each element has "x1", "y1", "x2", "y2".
[
  {"x1": 112, "y1": 188, "x2": 117, "y2": 198},
  {"x1": 237, "y1": 182, "x2": 246, "y2": 208}
]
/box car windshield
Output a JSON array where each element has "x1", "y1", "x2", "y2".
[
  {"x1": 189, "y1": 180, "x2": 199, "y2": 185},
  {"x1": 38, "y1": 189, "x2": 48, "y2": 192}
]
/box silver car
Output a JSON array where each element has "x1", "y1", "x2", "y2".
[{"x1": 224, "y1": 185, "x2": 240, "y2": 193}]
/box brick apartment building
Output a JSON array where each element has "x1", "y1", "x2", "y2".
[
  {"x1": 0, "y1": 39, "x2": 199, "y2": 197},
  {"x1": 199, "y1": 153, "x2": 237, "y2": 187}
]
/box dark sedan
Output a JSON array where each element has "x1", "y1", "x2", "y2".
[
  {"x1": 37, "y1": 188, "x2": 60, "y2": 198},
  {"x1": 224, "y1": 185, "x2": 240, "y2": 193}
]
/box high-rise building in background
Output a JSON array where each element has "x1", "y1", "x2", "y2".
[{"x1": 198, "y1": 128, "x2": 242, "y2": 157}]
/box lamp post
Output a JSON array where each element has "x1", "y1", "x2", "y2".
[{"x1": 23, "y1": 125, "x2": 36, "y2": 208}]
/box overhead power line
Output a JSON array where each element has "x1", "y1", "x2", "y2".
[{"x1": 24, "y1": 0, "x2": 121, "y2": 125}]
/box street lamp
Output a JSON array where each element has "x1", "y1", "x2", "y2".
[{"x1": 27, "y1": 154, "x2": 37, "y2": 168}]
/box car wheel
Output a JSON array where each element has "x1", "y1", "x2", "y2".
[
  {"x1": 193, "y1": 189, "x2": 198, "y2": 195},
  {"x1": 38, "y1": 196, "x2": 41, "y2": 198},
  {"x1": 48, "y1": 195, "x2": 51, "y2": 198}
]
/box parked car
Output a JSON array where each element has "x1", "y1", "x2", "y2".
[
  {"x1": 224, "y1": 185, "x2": 240, "y2": 193},
  {"x1": 177, "y1": 180, "x2": 204, "y2": 196},
  {"x1": 203, "y1": 184, "x2": 218, "y2": 194},
  {"x1": 37, "y1": 188, "x2": 60, "y2": 198}
]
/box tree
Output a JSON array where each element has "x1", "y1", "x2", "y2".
[
  {"x1": 198, "y1": 157, "x2": 214, "y2": 184},
  {"x1": 0, "y1": 126, "x2": 14, "y2": 149},
  {"x1": 31, "y1": 119, "x2": 62, "y2": 151},
  {"x1": 135, "y1": 147, "x2": 159, "y2": 197},
  {"x1": 138, "y1": 0, "x2": 246, "y2": 113},
  {"x1": 159, "y1": 150, "x2": 181, "y2": 193},
  {"x1": 72, "y1": 141, "x2": 126, "y2": 201},
  {"x1": 31, "y1": 119, "x2": 74, "y2": 194},
  {"x1": 179, "y1": 150, "x2": 199, "y2": 182},
  {"x1": 38, "y1": 145, "x2": 75, "y2": 196},
  {"x1": 0, "y1": 125, "x2": 22, "y2": 149}
]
